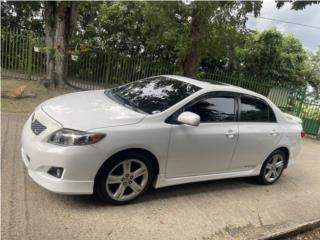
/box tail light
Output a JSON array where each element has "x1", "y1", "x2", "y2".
[{"x1": 301, "y1": 130, "x2": 305, "y2": 138}]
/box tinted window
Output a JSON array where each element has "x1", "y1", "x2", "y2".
[
  {"x1": 269, "y1": 107, "x2": 276, "y2": 122},
  {"x1": 240, "y1": 96, "x2": 276, "y2": 122},
  {"x1": 107, "y1": 77, "x2": 201, "y2": 114},
  {"x1": 186, "y1": 96, "x2": 236, "y2": 122}
]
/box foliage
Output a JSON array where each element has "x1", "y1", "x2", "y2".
[
  {"x1": 74, "y1": 1, "x2": 262, "y2": 71},
  {"x1": 276, "y1": 1, "x2": 320, "y2": 10},
  {"x1": 1, "y1": 1, "x2": 43, "y2": 34},
  {"x1": 306, "y1": 49, "x2": 320, "y2": 99},
  {"x1": 140, "y1": 1, "x2": 262, "y2": 76},
  {"x1": 300, "y1": 103, "x2": 320, "y2": 120},
  {"x1": 74, "y1": 2, "x2": 169, "y2": 59},
  {"x1": 235, "y1": 29, "x2": 308, "y2": 84},
  {"x1": 1, "y1": 1, "x2": 318, "y2": 87}
]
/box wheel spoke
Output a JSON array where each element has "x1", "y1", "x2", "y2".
[
  {"x1": 114, "y1": 183, "x2": 126, "y2": 199},
  {"x1": 122, "y1": 160, "x2": 131, "y2": 174},
  {"x1": 107, "y1": 175, "x2": 123, "y2": 184},
  {"x1": 275, "y1": 161, "x2": 284, "y2": 168},
  {"x1": 266, "y1": 163, "x2": 273, "y2": 170},
  {"x1": 133, "y1": 166, "x2": 147, "y2": 178},
  {"x1": 129, "y1": 180, "x2": 142, "y2": 193},
  {"x1": 265, "y1": 170, "x2": 273, "y2": 179}
]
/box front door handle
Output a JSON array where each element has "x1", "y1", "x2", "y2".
[{"x1": 225, "y1": 129, "x2": 236, "y2": 139}]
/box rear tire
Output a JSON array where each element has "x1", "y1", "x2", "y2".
[
  {"x1": 95, "y1": 152, "x2": 154, "y2": 205},
  {"x1": 257, "y1": 150, "x2": 286, "y2": 185}
]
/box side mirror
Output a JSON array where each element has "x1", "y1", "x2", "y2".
[{"x1": 177, "y1": 111, "x2": 200, "y2": 126}]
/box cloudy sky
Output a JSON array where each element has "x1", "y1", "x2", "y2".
[{"x1": 246, "y1": 1, "x2": 320, "y2": 52}]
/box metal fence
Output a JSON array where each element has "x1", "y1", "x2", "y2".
[
  {"x1": 1, "y1": 28, "x2": 46, "y2": 80},
  {"x1": 1, "y1": 28, "x2": 176, "y2": 87},
  {"x1": 67, "y1": 51, "x2": 176, "y2": 89},
  {"x1": 299, "y1": 102, "x2": 320, "y2": 136},
  {"x1": 1, "y1": 28, "x2": 319, "y2": 138}
]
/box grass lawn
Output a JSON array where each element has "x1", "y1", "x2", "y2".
[{"x1": 1, "y1": 78, "x2": 75, "y2": 113}]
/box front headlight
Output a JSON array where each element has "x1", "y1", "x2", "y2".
[{"x1": 48, "y1": 129, "x2": 106, "y2": 146}]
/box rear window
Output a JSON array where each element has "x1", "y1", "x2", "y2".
[
  {"x1": 108, "y1": 76, "x2": 201, "y2": 114},
  {"x1": 240, "y1": 96, "x2": 276, "y2": 122}
]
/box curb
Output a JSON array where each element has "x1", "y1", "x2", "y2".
[{"x1": 259, "y1": 219, "x2": 320, "y2": 240}]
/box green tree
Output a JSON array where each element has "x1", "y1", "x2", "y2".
[
  {"x1": 142, "y1": 1, "x2": 262, "y2": 77},
  {"x1": 236, "y1": 29, "x2": 308, "y2": 84},
  {"x1": 1, "y1": 1, "x2": 43, "y2": 34},
  {"x1": 74, "y1": 2, "x2": 176, "y2": 63},
  {"x1": 1, "y1": 1, "x2": 317, "y2": 89},
  {"x1": 73, "y1": 1, "x2": 262, "y2": 76},
  {"x1": 276, "y1": 1, "x2": 320, "y2": 10},
  {"x1": 306, "y1": 49, "x2": 320, "y2": 99}
]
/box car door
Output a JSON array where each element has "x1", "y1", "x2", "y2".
[
  {"x1": 229, "y1": 95, "x2": 282, "y2": 171},
  {"x1": 166, "y1": 92, "x2": 239, "y2": 178}
]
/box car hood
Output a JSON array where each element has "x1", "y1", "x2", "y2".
[{"x1": 41, "y1": 90, "x2": 146, "y2": 131}]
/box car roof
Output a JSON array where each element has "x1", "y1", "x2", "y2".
[{"x1": 162, "y1": 74, "x2": 266, "y2": 100}]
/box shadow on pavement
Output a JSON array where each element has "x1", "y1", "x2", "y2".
[{"x1": 50, "y1": 176, "x2": 264, "y2": 208}]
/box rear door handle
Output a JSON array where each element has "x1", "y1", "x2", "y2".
[
  {"x1": 270, "y1": 129, "x2": 279, "y2": 137},
  {"x1": 225, "y1": 129, "x2": 236, "y2": 139}
]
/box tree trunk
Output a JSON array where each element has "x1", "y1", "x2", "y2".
[
  {"x1": 43, "y1": 2, "x2": 56, "y2": 88},
  {"x1": 43, "y1": 1, "x2": 78, "y2": 89},
  {"x1": 182, "y1": 47, "x2": 200, "y2": 78},
  {"x1": 54, "y1": 3, "x2": 68, "y2": 88},
  {"x1": 182, "y1": 13, "x2": 202, "y2": 78}
]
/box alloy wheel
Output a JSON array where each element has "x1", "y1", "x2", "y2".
[
  {"x1": 106, "y1": 159, "x2": 149, "y2": 201},
  {"x1": 264, "y1": 153, "x2": 285, "y2": 182}
]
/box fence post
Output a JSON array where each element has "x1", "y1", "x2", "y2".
[
  {"x1": 105, "y1": 53, "x2": 111, "y2": 86},
  {"x1": 296, "y1": 85, "x2": 307, "y2": 117},
  {"x1": 237, "y1": 75, "x2": 242, "y2": 86},
  {"x1": 27, "y1": 34, "x2": 33, "y2": 80}
]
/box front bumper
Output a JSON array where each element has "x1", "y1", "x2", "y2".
[{"x1": 21, "y1": 110, "x2": 106, "y2": 194}]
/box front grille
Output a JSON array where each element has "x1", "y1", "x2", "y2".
[{"x1": 31, "y1": 119, "x2": 47, "y2": 135}]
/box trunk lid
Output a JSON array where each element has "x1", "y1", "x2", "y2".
[{"x1": 284, "y1": 113, "x2": 303, "y2": 124}]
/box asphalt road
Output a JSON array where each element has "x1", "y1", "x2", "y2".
[{"x1": 1, "y1": 112, "x2": 320, "y2": 240}]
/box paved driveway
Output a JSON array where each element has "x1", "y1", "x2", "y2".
[{"x1": 1, "y1": 113, "x2": 320, "y2": 240}]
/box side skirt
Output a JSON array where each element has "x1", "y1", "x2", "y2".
[{"x1": 153, "y1": 166, "x2": 262, "y2": 189}]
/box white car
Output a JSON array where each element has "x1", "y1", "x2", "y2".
[{"x1": 21, "y1": 75, "x2": 304, "y2": 204}]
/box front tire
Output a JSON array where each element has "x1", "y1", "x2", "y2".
[
  {"x1": 258, "y1": 150, "x2": 286, "y2": 185},
  {"x1": 95, "y1": 152, "x2": 154, "y2": 204}
]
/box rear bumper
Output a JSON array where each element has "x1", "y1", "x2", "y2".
[{"x1": 287, "y1": 137, "x2": 302, "y2": 167}]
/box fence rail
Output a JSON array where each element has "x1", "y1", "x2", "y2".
[
  {"x1": 299, "y1": 102, "x2": 320, "y2": 136},
  {"x1": 1, "y1": 28, "x2": 319, "y2": 138},
  {"x1": 67, "y1": 51, "x2": 176, "y2": 89},
  {"x1": 1, "y1": 28, "x2": 46, "y2": 80}
]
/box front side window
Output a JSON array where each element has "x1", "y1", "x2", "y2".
[
  {"x1": 106, "y1": 76, "x2": 201, "y2": 114},
  {"x1": 240, "y1": 96, "x2": 276, "y2": 122},
  {"x1": 186, "y1": 96, "x2": 236, "y2": 122}
]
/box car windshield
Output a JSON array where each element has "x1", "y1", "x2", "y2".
[{"x1": 105, "y1": 76, "x2": 201, "y2": 114}]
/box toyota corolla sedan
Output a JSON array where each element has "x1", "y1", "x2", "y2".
[{"x1": 21, "y1": 75, "x2": 303, "y2": 204}]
